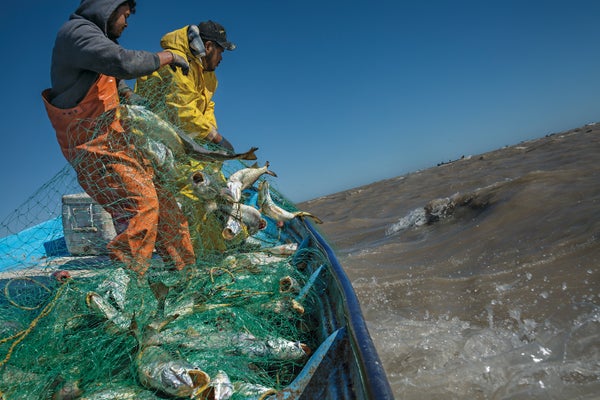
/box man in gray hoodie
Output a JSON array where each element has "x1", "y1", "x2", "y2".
[{"x1": 42, "y1": 0, "x2": 196, "y2": 276}]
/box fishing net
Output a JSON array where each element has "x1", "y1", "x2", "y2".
[{"x1": 0, "y1": 82, "x2": 327, "y2": 399}]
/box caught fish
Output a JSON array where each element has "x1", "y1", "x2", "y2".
[
  {"x1": 96, "y1": 268, "x2": 130, "y2": 310},
  {"x1": 122, "y1": 105, "x2": 259, "y2": 162},
  {"x1": 132, "y1": 315, "x2": 212, "y2": 398},
  {"x1": 121, "y1": 105, "x2": 187, "y2": 157},
  {"x1": 142, "y1": 137, "x2": 177, "y2": 174},
  {"x1": 222, "y1": 161, "x2": 277, "y2": 202},
  {"x1": 233, "y1": 382, "x2": 277, "y2": 399},
  {"x1": 85, "y1": 292, "x2": 132, "y2": 332},
  {"x1": 236, "y1": 333, "x2": 311, "y2": 361},
  {"x1": 279, "y1": 276, "x2": 301, "y2": 294},
  {"x1": 136, "y1": 344, "x2": 210, "y2": 398},
  {"x1": 220, "y1": 203, "x2": 267, "y2": 237},
  {"x1": 190, "y1": 170, "x2": 221, "y2": 201},
  {"x1": 80, "y1": 383, "x2": 159, "y2": 399},
  {"x1": 261, "y1": 242, "x2": 298, "y2": 256},
  {"x1": 208, "y1": 370, "x2": 234, "y2": 400},
  {"x1": 223, "y1": 252, "x2": 288, "y2": 268},
  {"x1": 257, "y1": 181, "x2": 323, "y2": 225},
  {"x1": 261, "y1": 297, "x2": 305, "y2": 315},
  {"x1": 222, "y1": 214, "x2": 245, "y2": 240},
  {"x1": 148, "y1": 329, "x2": 310, "y2": 361}
]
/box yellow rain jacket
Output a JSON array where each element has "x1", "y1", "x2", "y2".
[
  {"x1": 135, "y1": 26, "x2": 228, "y2": 253},
  {"x1": 135, "y1": 26, "x2": 219, "y2": 141}
]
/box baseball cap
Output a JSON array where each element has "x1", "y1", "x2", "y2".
[{"x1": 198, "y1": 20, "x2": 236, "y2": 51}]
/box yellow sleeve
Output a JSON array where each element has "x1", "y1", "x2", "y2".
[{"x1": 135, "y1": 54, "x2": 218, "y2": 141}]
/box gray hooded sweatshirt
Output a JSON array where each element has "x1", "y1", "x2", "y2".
[{"x1": 49, "y1": 0, "x2": 160, "y2": 108}]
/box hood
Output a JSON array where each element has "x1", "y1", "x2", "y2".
[
  {"x1": 72, "y1": 0, "x2": 129, "y2": 35},
  {"x1": 160, "y1": 26, "x2": 195, "y2": 60}
]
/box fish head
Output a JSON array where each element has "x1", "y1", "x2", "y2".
[{"x1": 165, "y1": 364, "x2": 210, "y2": 397}]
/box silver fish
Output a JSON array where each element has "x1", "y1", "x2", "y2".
[
  {"x1": 261, "y1": 297, "x2": 305, "y2": 315},
  {"x1": 136, "y1": 345, "x2": 210, "y2": 398},
  {"x1": 220, "y1": 180, "x2": 243, "y2": 204},
  {"x1": 222, "y1": 161, "x2": 277, "y2": 202},
  {"x1": 222, "y1": 213, "x2": 244, "y2": 240},
  {"x1": 209, "y1": 370, "x2": 234, "y2": 400},
  {"x1": 233, "y1": 382, "x2": 277, "y2": 399},
  {"x1": 143, "y1": 137, "x2": 177, "y2": 174},
  {"x1": 223, "y1": 252, "x2": 288, "y2": 268},
  {"x1": 123, "y1": 105, "x2": 259, "y2": 162},
  {"x1": 257, "y1": 181, "x2": 323, "y2": 225},
  {"x1": 279, "y1": 276, "x2": 301, "y2": 294},
  {"x1": 85, "y1": 292, "x2": 132, "y2": 332},
  {"x1": 96, "y1": 267, "x2": 130, "y2": 310},
  {"x1": 220, "y1": 203, "x2": 266, "y2": 236},
  {"x1": 81, "y1": 384, "x2": 159, "y2": 400},
  {"x1": 190, "y1": 170, "x2": 221, "y2": 201},
  {"x1": 149, "y1": 329, "x2": 310, "y2": 361},
  {"x1": 235, "y1": 333, "x2": 311, "y2": 361},
  {"x1": 261, "y1": 242, "x2": 298, "y2": 256},
  {"x1": 121, "y1": 105, "x2": 188, "y2": 158}
]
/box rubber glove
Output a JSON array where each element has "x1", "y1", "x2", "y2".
[{"x1": 168, "y1": 52, "x2": 190, "y2": 75}]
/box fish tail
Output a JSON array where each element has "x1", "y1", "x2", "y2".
[{"x1": 296, "y1": 212, "x2": 323, "y2": 224}]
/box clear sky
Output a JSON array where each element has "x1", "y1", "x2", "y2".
[{"x1": 1, "y1": 0, "x2": 600, "y2": 221}]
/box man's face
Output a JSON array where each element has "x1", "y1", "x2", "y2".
[
  {"x1": 203, "y1": 41, "x2": 224, "y2": 71},
  {"x1": 107, "y1": 3, "x2": 131, "y2": 40}
]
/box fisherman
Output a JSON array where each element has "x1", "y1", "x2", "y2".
[
  {"x1": 135, "y1": 20, "x2": 237, "y2": 152},
  {"x1": 41, "y1": 0, "x2": 196, "y2": 276},
  {"x1": 135, "y1": 21, "x2": 240, "y2": 253}
]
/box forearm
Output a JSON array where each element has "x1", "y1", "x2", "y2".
[{"x1": 156, "y1": 51, "x2": 175, "y2": 68}]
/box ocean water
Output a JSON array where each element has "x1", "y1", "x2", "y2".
[{"x1": 300, "y1": 124, "x2": 600, "y2": 399}]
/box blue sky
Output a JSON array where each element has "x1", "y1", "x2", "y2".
[{"x1": 1, "y1": 1, "x2": 600, "y2": 221}]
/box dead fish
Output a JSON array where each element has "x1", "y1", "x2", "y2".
[
  {"x1": 257, "y1": 181, "x2": 323, "y2": 225},
  {"x1": 223, "y1": 252, "x2": 288, "y2": 268},
  {"x1": 236, "y1": 333, "x2": 311, "y2": 361},
  {"x1": 190, "y1": 170, "x2": 221, "y2": 201},
  {"x1": 279, "y1": 276, "x2": 301, "y2": 294},
  {"x1": 40, "y1": 374, "x2": 82, "y2": 400},
  {"x1": 148, "y1": 329, "x2": 310, "y2": 361},
  {"x1": 132, "y1": 316, "x2": 212, "y2": 398},
  {"x1": 233, "y1": 382, "x2": 277, "y2": 399},
  {"x1": 96, "y1": 268, "x2": 130, "y2": 311},
  {"x1": 220, "y1": 203, "x2": 267, "y2": 237},
  {"x1": 136, "y1": 345, "x2": 210, "y2": 398},
  {"x1": 222, "y1": 214, "x2": 245, "y2": 240},
  {"x1": 262, "y1": 297, "x2": 305, "y2": 315},
  {"x1": 222, "y1": 161, "x2": 277, "y2": 202},
  {"x1": 80, "y1": 383, "x2": 161, "y2": 399},
  {"x1": 121, "y1": 105, "x2": 187, "y2": 157},
  {"x1": 143, "y1": 137, "x2": 177, "y2": 173},
  {"x1": 123, "y1": 105, "x2": 259, "y2": 162},
  {"x1": 261, "y1": 242, "x2": 298, "y2": 256},
  {"x1": 85, "y1": 292, "x2": 132, "y2": 332},
  {"x1": 208, "y1": 370, "x2": 234, "y2": 400}
]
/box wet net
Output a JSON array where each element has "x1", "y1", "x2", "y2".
[{"x1": 0, "y1": 81, "x2": 327, "y2": 399}]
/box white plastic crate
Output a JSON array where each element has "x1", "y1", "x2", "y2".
[{"x1": 62, "y1": 192, "x2": 117, "y2": 256}]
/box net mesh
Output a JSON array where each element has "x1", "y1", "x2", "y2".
[{"x1": 0, "y1": 82, "x2": 326, "y2": 399}]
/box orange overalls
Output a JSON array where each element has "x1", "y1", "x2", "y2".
[{"x1": 42, "y1": 74, "x2": 195, "y2": 275}]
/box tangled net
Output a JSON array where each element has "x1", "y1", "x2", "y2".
[{"x1": 0, "y1": 84, "x2": 326, "y2": 399}]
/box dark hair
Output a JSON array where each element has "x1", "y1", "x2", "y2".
[{"x1": 125, "y1": 0, "x2": 136, "y2": 13}]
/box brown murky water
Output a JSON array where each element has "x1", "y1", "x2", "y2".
[{"x1": 300, "y1": 124, "x2": 600, "y2": 399}]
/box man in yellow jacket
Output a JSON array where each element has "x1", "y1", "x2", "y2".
[
  {"x1": 135, "y1": 21, "x2": 238, "y2": 254},
  {"x1": 136, "y1": 20, "x2": 236, "y2": 152}
]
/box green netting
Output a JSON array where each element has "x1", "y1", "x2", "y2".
[{"x1": 0, "y1": 82, "x2": 326, "y2": 399}]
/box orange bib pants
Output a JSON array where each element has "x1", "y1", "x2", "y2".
[{"x1": 42, "y1": 75, "x2": 195, "y2": 275}]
